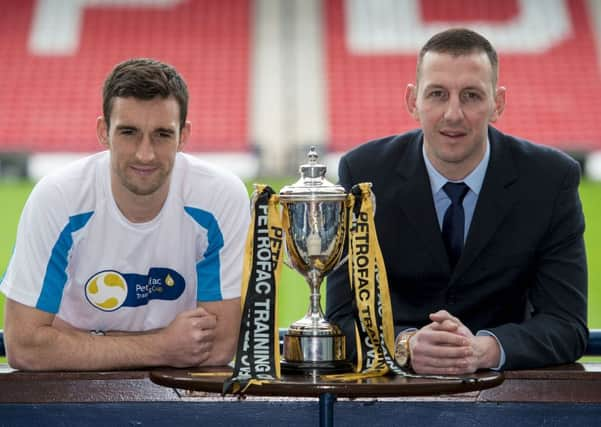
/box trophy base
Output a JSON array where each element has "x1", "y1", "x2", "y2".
[
  {"x1": 282, "y1": 331, "x2": 352, "y2": 375},
  {"x1": 280, "y1": 359, "x2": 353, "y2": 375}
]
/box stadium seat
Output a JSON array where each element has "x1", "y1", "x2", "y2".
[{"x1": 0, "y1": 0, "x2": 251, "y2": 153}]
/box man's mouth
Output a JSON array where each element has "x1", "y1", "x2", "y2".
[
  {"x1": 130, "y1": 165, "x2": 158, "y2": 176},
  {"x1": 440, "y1": 129, "x2": 467, "y2": 138}
]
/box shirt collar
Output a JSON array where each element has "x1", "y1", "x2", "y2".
[{"x1": 422, "y1": 138, "x2": 490, "y2": 196}]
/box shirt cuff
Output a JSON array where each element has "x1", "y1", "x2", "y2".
[{"x1": 476, "y1": 329, "x2": 506, "y2": 370}]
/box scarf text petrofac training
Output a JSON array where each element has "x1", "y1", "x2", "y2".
[{"x1": 223, "y1": 185, "x2": 283, "y2": 394}]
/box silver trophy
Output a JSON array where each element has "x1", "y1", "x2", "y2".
[{"x1": 279, "y1": 147, "x2": 352, "y2": 374}]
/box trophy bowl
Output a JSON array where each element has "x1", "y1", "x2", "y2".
[{"x1": 279, "y1": 147, "x2": 352, "y2": 374}]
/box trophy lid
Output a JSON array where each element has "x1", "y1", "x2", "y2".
[{"x1": 279, "y1": 146, "x2": 347, "y2": 201}]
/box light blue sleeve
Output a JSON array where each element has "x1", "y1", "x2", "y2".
[{"x1": 477, "y1": 329, "x2": 506, "y2": 370}]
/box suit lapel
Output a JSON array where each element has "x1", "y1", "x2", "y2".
[
  {"x1": 452, "y1": 128, "x2": 519, "y2": 281},
  {"x1": 392, "y1": 133, "x2": 450, "y2": 270}
]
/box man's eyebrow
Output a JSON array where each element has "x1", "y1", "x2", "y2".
[
  {"x1": 155, "y1": 127, "x2": 176, "y2": 134},
  {"x1": 423, "y1": 84, "x2": 446, "y2": 91},
  {"x1": 422, "y1": 84, "x2": 485, "y2": 92},
  {"x1": 462, "y1": 86, "x2": 486, "y2": 92},
  {"x1": 115, "y1": 124, "x2": 138, "y2": 131}
]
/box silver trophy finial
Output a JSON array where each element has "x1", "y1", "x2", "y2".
[
  {"x1": 300, "y1": 146, "x2": 326, "y2": 180},
  {"x1": 307, "y1": 146, "x2": 318, "y2": 163}
]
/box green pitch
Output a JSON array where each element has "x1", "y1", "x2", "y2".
[{"x1": 1, "y1": 178, "x2": 600, "y2": 332}]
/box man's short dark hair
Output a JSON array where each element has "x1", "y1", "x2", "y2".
[
  {"x1": 102, "y1": 58, "x2": 189, "y2": 130},
  {"x1": 417, "y1": 28, "x2": 499, "y2": 87}
]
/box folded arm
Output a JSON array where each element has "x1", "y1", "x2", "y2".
[
  {"x1": 4, "y1": 297, "x2": 240, "y2": 371},
  {"x1": 488, "y1": 161, "x2": 588, "y2": 369}
]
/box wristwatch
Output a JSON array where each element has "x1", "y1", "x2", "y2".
[{"x1": 394, "y1": 332, "x2": 416, "y2": 367}]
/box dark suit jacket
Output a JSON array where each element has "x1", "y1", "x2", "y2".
[{"x1": 326, "y1": 126, "x2": 588, "y2": 370}]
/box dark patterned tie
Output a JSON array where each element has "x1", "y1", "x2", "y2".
[{"x1": 442, "y1": 182, "x2": 469, "y2": 269}]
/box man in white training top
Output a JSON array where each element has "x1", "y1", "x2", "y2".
[{"x1": 1, "y1": 58, "x2": 250, "y2": 371}]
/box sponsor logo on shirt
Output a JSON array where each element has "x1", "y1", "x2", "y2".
[{"x1": 84, "y1": 268, "x2": 185, "y2": 311}]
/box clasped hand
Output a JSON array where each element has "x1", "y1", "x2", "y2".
[
  {"x1": 159, "y1": 306, "x2": 217, "y2": 367},
  {"x1": 409, "y1": 310, "x2": 500, "y2": 375}
]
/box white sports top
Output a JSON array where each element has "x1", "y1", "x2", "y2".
[{"x1": 1, "y1": 151, "x2": 250, "y2": 331}]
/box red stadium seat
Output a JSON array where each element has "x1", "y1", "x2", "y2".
[
  {"x1": 0, "y1": 0, "x2": 250, "y2": 153},
  {"x1": 2, "y1": 0, "x2": 601, "y2": 166},
  {"x1": 325, "y1": 0, "x2": 601, "y2": 154}
]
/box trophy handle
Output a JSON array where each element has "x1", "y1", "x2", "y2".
[{"x1": 329, "y1": 189, "x2": 376, "y2": 272}]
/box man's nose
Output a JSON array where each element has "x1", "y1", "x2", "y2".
[
  {"x1": 135, "y1": 135, "x2": 155, "y2": 162},
  {"x1": 444, "y1": 96, "x2": 464, "y2": 122}
]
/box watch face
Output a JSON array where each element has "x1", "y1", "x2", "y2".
[
  {"x1": 395, "y1": 333, "x2": 413, "y2": 367},
  {"x1": 394, "y1": 351, "x2": 408, "y2": 367},
  {"x1": 395, "y1": 341, "x2": 408, "y2": 366}
]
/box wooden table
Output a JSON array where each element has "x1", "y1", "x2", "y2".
[
  {"x1": 150, "y1": 366, "x2": 503, "y2": 397},
  {"x1": 1, "y1": 364, "x2": 600, "y2": 426},
  {"x1": 151, "y1": 367, "x2": 503, "y2": 427}
]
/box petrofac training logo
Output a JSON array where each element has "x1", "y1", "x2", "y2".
[
  {"x1": 85, "y1": 271, "x2": 128, "y2": 311},
  {"x1": 84, "y1": 268, "x2": 185, "y2": 311}
]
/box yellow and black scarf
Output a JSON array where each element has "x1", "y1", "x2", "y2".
[{"x1": 223, "y1": 185, "x2": 283, "y2": 394}]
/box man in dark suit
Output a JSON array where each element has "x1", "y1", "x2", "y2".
[{"x1": 326, "y1": 28, "x2": 587, "y2": 374}]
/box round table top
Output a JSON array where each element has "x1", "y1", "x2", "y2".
[{"x1": 150, "y1": 367, "x2": 504, "y2": 398}]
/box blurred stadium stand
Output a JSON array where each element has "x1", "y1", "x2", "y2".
[
  {"x1": 0, "y1": 0, "x2": 257, "y2": 178},
  {"x1": 1, "y1": 0, "x2": 601, "y2": 179},
  {"x1": 324, "y1": 0, "x2": 601, "y2": 176}
]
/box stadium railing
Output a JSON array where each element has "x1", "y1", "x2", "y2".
[{"x1": 0, "y1": 329, "x2": 599, "y2": 359}]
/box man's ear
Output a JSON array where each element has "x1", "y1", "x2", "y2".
[
  {"x1": 490, "y1": 86, "x2": 506, "y2": 123},
  {"x1": 405, "y1": 84, "x2": 419, "y2": 120},
  {"x1": 96, "y1": 117, "x2": 109, "y2": 148},
  {"x1": 178, "y1": 121, "x2": 191, "y2": 152}
]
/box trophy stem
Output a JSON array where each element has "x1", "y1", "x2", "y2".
[
  {"x1": 307, "y1": 269, "x2": 324, "y2": 321},
  {"x1": 282, "y1": 266, "x2": 352, "y2": 373}
]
